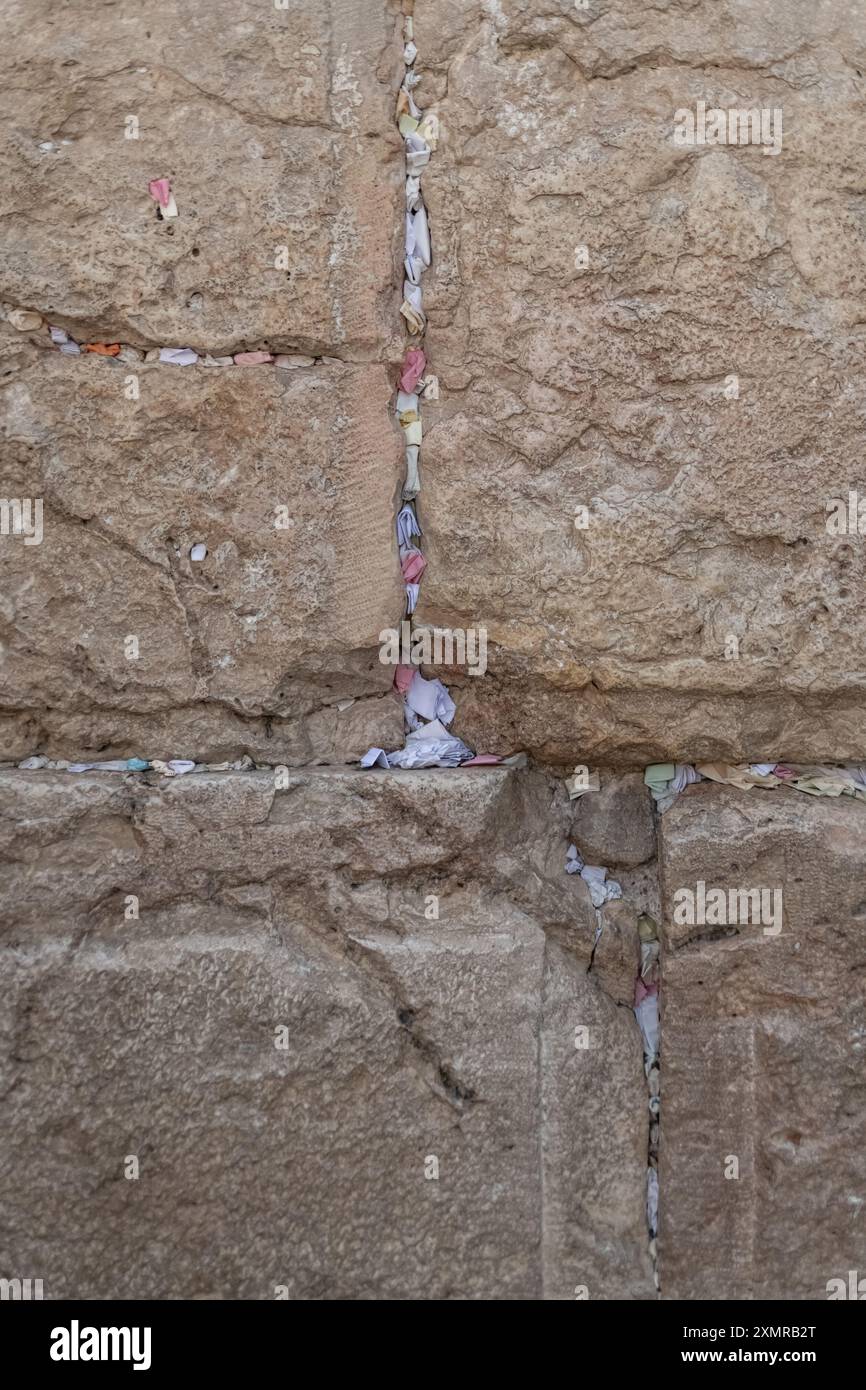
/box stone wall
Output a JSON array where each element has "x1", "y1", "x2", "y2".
[
  {"x1": 659, "y1": 785, "x2": 866, "y2": 1300},
  {"x1": 6, "y1": 0, "x2": 866, "y2": 766},
  {"x1": 3, "y1": 765, "x2": 863, "y2": 1299},
  {"x1": 0, "y1": 349, "x2": 403, "y2": 761},
  {"x1": 414, "y1": 0, "x2": 866, "y2": 764},
  {"x1": 1, "y1": 0, "x2": 865, "y2": 1302},
  {"x1": 0, "y1": 767, "x2": 653, "y2": 1300},
  {"x1": 0, "y1": 0, "x2": 405, "y2": 765}
]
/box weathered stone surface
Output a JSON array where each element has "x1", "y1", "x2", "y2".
[
  {"x1": 0, "y1": 0, "x2": 411, "y2": 766},
  {"x1": 4, "y1": 0, "x2": 865, "y2": 1308},
  {"x1": 0, "y1": 767, "x2": 652, "y2": 1299},
  {"x1": 414, "y1": 0, "x2": 866, "y2": 763},
  {"x1": 0, "y1": 353, "x2": 403, "y2": 762},
  {"x1": 658, "y1": 784, "x2": 866, "y2": 1299},
  {"x1": 0, "y1": 0, "x2": 403, "y2": 358},
  {"x1": 591, "y1": 899, "x2": 642, "y2": 1008},
  {"x1": 571, "y1": 773, "x2": 655, "y2": 868}
]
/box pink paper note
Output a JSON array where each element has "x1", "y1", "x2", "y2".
[
  {"x1": 400, "y1": 348, "x2": 426, "y2": 393},
  {"x1": 400, "y1": 548, "x2": 426, "y2": 582},
  {"x1": 634, "y1": 977, "x2": 659, "y2": 1006},
  {"x1": 148, "y1": 178, "x2": 171, "y2": 208}
]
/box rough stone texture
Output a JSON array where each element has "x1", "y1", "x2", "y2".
[
  {"x1": 591, "y1": 899, "x2": 642, "y2": 1008},
  {"x1": 3, "y1": 0, "x2": 866, "y2": 1308},
  {"x1": 0, "y1": 767, "x2": 653, "y2": 1300},
  {"x1": 415, "y1": 0, "x2": 866, "y2": 763},
  {"x1": 0, "y1": 0, "x2": 403, "y2": 359},
  {"x1": 658, "y1": 784, "x2": 866, "y2": 1299},
  {"x1": 0, "y1": 346, "x2": 404, "y2": 763},
  {"x1": 571, "y1": 773, "x2": 655, "y2": 868},
  {"x1": 0, "y1": 0, "x2": 407, "y2": 765}
]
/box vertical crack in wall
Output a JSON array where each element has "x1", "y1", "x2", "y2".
[
  {"x1": 537, "y1": 928, "x2": 550, "y2": 1301},
  {"x1": 374, "y1": 0, "x2": 479, "y2": 769},
  {"x1": 636, "y1": 909, "x2": 661, "y2": 1294},
  {"x1": 392, "y1": 0, "x2": 435, "y2": 673},
  {"x1": 568, "y1": 819, "x2": 661, "y2": 1296}
]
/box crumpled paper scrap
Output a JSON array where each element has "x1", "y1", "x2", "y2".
[
  {"x1": 150, "y1": 759, "x2": 196, "y2": 777},
  {"x1": 396, "y1": 505, "x2": 421, "y2": 546},
  {"x1": 406, "y1": 205, "x2": 431, "y2": 265},
  {"x1": 405, "y1": 671, "x2": 455, "y2": 725},
  {"x1": 148, "y1": 177, "x2": 178, "y2": 218},
  {"x1": 387, "y1": 718, "x2": 473, "y2": 769},
  {"x1": 400, "y1": 348, "x2": 426, "y2": 393},
  {"x1": 394, "y1": 664, "x2": 415, "y2": 694},
  {"x1": 565, "y1": 844, "x2": 584, "y2": 875},
  {"x1": 645, "y1": 762, "x2": 701, "y2": 811},
  {"x1": 400, "y1": 547, "x2": 426, "y2": 583},
  {"x1": 635, "y1": 994, "x2": 660, "y2": 1059},
  {"x1": 416, "y1": 113, "x2": 439, "y2": 149},
  {"x1": 400, "y1": 300, "x2": 425, "y2": 334},
  {"x1": 159, "y1": 347, "x2": 198, "y2": 366},
  {"x1": 696, "y1": 762, "x2": 779, "y2": 790},
  {"x1": 580, "y1": 864, "x2": 622, "y2": 907},
  {"x1": 403, "y1": 446, "x2": 421, "y2": 500},
  {"x1": 360, "y1": 747, "x2": 390, "y2": 769}
]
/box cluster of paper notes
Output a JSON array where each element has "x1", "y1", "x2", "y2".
[
  {"x1": 7, "y1": 34, "x2": 504, "y2": 779},
  {"x1": 395, "y1": 11, "x2": 438, "y2": 623},
  {"x1": 644, "y1": 760, "x2": 866, "y2": 812},
  {"x1": 11, "y1": 309, "x2": 289, "y2": 368},
  {"x1": 16, "y1": 756, "x2": 258, "y2": 777},
  {"x1": 361, "y1": 14, "x2": 503, "y2": 772}
]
